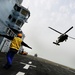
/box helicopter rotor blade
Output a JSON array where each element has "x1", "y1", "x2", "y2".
[
  {"x1": 68, "y1": 36, "x2": 75, "y2": 40},
  {"x1": 48, "y1": 27, "x2": 62, "y2": 34},
  {"x1": 64, "y1": 26, "x2": 73, "y2": 34}
]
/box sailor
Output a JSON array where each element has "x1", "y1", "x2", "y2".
[{"x1": 0, "y1": 33, "x2": 32, "y2": 69}]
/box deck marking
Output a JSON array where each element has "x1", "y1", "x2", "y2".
[
  {"x1": 20, "y1": 61, "x2": 36, "y2": 69},
  {"x1": 16, "y1": 61, "x2": 36, "y2": 75},
  {"x1": 16, "y1": 72, "x2": 25, "y2": 75}
]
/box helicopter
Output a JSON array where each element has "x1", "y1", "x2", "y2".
[{"x1": 48, "y1": 26, "x2": 75, "y2": 45}]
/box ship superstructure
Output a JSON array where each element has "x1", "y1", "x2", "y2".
[{"x1": 0, "y1": 0, "x2": 30, "y2": 52}]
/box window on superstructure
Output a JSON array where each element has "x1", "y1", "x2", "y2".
[
  {"x1": 8, "y1": 15, "x2": 12, "y2": 20},
  {"x1": 8, "y1": 30, "x2": 14, "y2": 36},
  {"x1": 6, "y1": 28, "x2": 15, "y2": 36},
  {"x1": 16, "y1": 20, "x2": 24, "y2": 27},
  {"x1": 12, "y1": 18, "x2": 16, "y2": 23},
  {"x1": 14, "y1": 4, "x2": 21, "y2": 12},
  {"x1": 21, "y1": 9, "x2": 29, "y2": 18}
]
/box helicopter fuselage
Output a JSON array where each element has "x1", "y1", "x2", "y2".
[
  {"x1": 57, "y1": 34, "x2": 68, "y2": 43},
  {"x1": 48, "y1": 26, "x2": 74, "y2": 45}
]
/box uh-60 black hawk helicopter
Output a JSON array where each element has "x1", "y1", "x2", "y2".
[{"x1": 48, "y1": 26, "x2": 75, "y2": 46}]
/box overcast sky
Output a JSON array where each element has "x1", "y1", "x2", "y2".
[{"x1": 21, "y1": 0, "x2": 75, "y2": 69}]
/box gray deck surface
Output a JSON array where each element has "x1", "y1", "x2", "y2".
[{"x1": 0, "y1": 52, "x2": 75, "y2": 75}]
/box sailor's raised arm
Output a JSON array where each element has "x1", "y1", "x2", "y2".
[{"x1": 21, "y1": 41, "x2": 32, "y2": 49}]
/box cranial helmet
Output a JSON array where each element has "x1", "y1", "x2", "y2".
[{"x1": 17, "y1": 33, "x2": 22, "y2": 38}]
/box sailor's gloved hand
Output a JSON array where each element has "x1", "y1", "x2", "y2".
[{"x1": 29, "y1": 47, "x2": 32, "y2": 49}]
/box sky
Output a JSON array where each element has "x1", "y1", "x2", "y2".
[{"x1": 21, "y1": 0, "x2": 75, "y2": 69}]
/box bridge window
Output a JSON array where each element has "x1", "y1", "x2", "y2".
[
  {"x1": 12, "y1": 18, "x2": 16, "y2": 23},
  {"x1": 14, "y1": 4, "x2": 21, "y2": 12},
  {"x1": 21, "y1": 9, "x2": 30, "y2": 18},
  {"x1": 16, "y1": 20, "x2": 24, "y2": 27},
  {"x1": 8, "y1": 15, "x2": 16, "y2": 23}
]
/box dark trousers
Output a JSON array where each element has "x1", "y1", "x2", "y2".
[{"x1": 4, "y1": 48, "x2": 18, "y2": 69}]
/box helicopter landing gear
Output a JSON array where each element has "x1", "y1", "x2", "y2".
[{"x1": 53, "y1": 42, "x2": 60, "y2": 46}]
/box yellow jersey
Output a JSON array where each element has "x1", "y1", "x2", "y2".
[{"x1": 10, "y1": 37, "x2": 22, "y2": 50}]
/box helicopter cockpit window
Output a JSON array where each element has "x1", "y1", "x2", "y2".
[
  {"x1": 16, "y1": 19, "x2": 24, "y2": 27},
  {"x1": 14, "y1": 4, "x2": 21, "y2": 12},
  {"x1": 21, "y1": 9, "x2": 29, "y2": 18}
]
